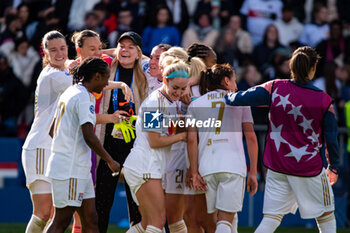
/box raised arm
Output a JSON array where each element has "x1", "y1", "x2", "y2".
[
  {"x1": 225, "y1": 81, "x2": 274, "y2": 107},
  {"x1": 104, "y1": 81, "x2": 134, "y2": 102}
]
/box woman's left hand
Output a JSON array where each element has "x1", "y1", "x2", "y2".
[
  {"x1": 246, "y1": 173, "x2": 258, "y2": 196},
  {"x1": 180, "y1": 86, "x2": 192, "y2": 105},
  {"x1": 121, "y1": 82, "x2": 134, "y2": 103},
  {"x1": 326, "y1": 168, "x2": 338, "y2": 185},
  {"x1": 111, "y1": 110, "x2": 129, "y2": 123},
  {"x1": 192, "y1": 173, "x2": 207, "y2": 191}
]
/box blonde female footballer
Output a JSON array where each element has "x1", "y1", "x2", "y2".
[{"x1": 123, "y1": 59, "x2": 189, "y2": 233}]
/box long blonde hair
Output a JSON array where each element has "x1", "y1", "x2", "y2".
[
  {"x1": 111, "y1": 45, "x2": 148, "y2": 111},
  {"x1": 163, "y1": 58, "x2": 190, "y2": 77},
  {"x1": 160, "y1": 46, "x2": 206, "y2": 81}
]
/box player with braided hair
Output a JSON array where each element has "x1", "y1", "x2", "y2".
[{"x1": 46, "y1": 57, "x2": 120, "y2": 233}]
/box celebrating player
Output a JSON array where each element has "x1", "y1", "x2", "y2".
[
  {"x1": 123, "y1": 59, "x2": 189, "y2": 233},
  {"x1": 188, "y1": 64, "x2": 258, "y2": 233},
  {"x1": 21, "y1": 30, "x2": 72, "y2": 233},
  {"x1": 46, "y1": 57, "x2": 120, "y2": 233},
  {"x1": 70, "y1": 29, "x2": 133, "y2": 233},
  {"x1": 225, "y1": 46, "x2": 339, "y2": 233}
]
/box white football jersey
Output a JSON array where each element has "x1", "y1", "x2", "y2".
[
  {"x1": 46, "y1": 84, "x2": 96, "y2": 180},
  {"x1": 187, "y1": 89, "x2": 253, "y2": 177},
  {"x1": 123, "y1": 89, "x2": 179, "y2": 177},
  {"x1": 142, "y1": 57, "x2": 163, "y2": 94},
  {"x1": 23, "y1": 66, "x2": 72, "y2": 150}
]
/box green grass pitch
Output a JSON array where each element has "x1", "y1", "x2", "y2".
[{"x1": 1, "y1": 224, "x2": 350, "y2": 233}]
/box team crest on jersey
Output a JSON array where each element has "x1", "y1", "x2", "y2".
[
  {"x1": 143, "y1": 62, "x2": 149, "y2": 72},
  {"x1": 78, "y1": 193, "x2": 84, "y2": 201},
  {"x1": 143, "y1": 110, "x2": 162, "y2": 129},
  {"x1": 89, "y1": 105, "x2": 94, "y2": 114}
]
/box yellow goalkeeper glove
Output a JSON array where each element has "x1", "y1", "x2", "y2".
[{"x1": 113, "y1": 118, "x2": 136, "y2": 143}]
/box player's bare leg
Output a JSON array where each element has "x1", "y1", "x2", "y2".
[
  {"x1": 196, "y1": 194, "x2": 216, "y2": 233},
  {"x1": 184, "y1": 195, "x2": 203, "y2": 233},
  {"x1": 166, "y1": 193, "x2": 186, "y2": 233},
  {"x1": 136, "y1": 179, "x2": 166, "y2": 232},
  {"x1": 72, "y1": 212, "x2": 81, "y2": 233},
  {"x1": 46, "y1": 207, "x2": 76, "y2": 233},
  {"x1": 126, "y1": 206, "x2": 146, "y2": 233},
  {"x1": 215, "y1": 211, "x2": 235, "y2": 233},
  {"x1": 76, "y1": 198, "x2": 99, "y2": 233},
  {"x1": 25, "y1": 192, "x2": 52, "y2": 233}
]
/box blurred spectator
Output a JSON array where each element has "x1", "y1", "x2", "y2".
[
  {"x1": 93, "y1": 2, "x2": 118, "y2": 35},
  {"x1": 281, "y1": 0, "x2": 306, "y2": 22},
  {"x1": 313, "y1": 61, "x2": 342, "y2": 101},
  {"x1": 237, "y1": 64, "x2": 262, "y2": 91},
  {"x1": 214, "y1": 15, "x2": 253, "y2": 67},
  {"x1": 0, "y1": 7, "x2": 18, "y2": 33},
  {"x1": 274, "y1": 55, "x2": 290, "y2": 79},
  {"x1": 0, "y1": 54, "x2": 27, "y2": 137},
  {"x1": 252, "y1": 24, "x2": 286, "y2": 72},
  {"x1": 151, "y1": 0, "x2": 190, "y2": 33},
  {"x1": 83, "y1": 11, "x2": 108, "y2": 44},
  {"x1": 338, "y1": 64, "x2": 350, "y2": 125},
  {"x1": 0, "y1": 2, "x2": 13, "y2": 19},
  {"x1": 29, "y1": 11, "x2": 61, "y2": 52},
  {"x1": 240, "y1": 0, "x2": 283, "y2": 45},
  {"x1": 316, "y1": 20, "x2": 350, "y2": 77},
  {"x1": 263, "y1": 54, "x2": 290, "y2": 80},
  {"x1": 182, "y1": 10, "x2": 218, "y2": 48},
  {"x1": 237, "y1": 63, "x2": 268, "y2": 124},
  {"x1": 214, "y1": 14, "x2": 253, "y2": 66},
  {"x1": 327, "y1": 0, "x2": 338, "y2": 22},
  {"x1": 337, "y1": 0, "x2": 350, "y2": 36},
  {"x1": 340, "y1": 65, "x2": 350, "y2": 102},
  {"x1": 108, "y1": 8, "x2": 134, "y2": 48},
  {"x1": 142, "y1": 5, "x2": 181, "y2": 55},
  {"x1": 193, "y1": 0, "x2": 235, "y2": 28},
  {"x1": 274, "y1": 5, "x2": 303, "y2": 47},
  {"x1": 111, "y1": 0, "x2": 148, "y2": 34},
  {"x1": 17, "y1": 3, "x2": 31, "y2": 29},
  {"x1": 8, "y1": 37, "x2": 39, "y2": 88},
  {"x1": 68, "y1": 0, "x2": 100, "y2": 31},
  {"x1": 53, "y1": 0, "x2": 73, "y2": 35},
  {"x1": 214, "y1": 27, "x2": 237, "y2": 66},
  {"x1": 0, "y1": 13, "x2": 23, "y2": 45},
  {"x1": 299, "y1": 3, "x2": 329, "y2": 47}
]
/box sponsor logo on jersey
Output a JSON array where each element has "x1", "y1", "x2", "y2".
[{"x1": 89, "y1": 105, "x2": 94, "y2": 114}]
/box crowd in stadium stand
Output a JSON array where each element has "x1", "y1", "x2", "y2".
[{"x1": 0, "y1": 0, "x2": 350, "y2": 137}]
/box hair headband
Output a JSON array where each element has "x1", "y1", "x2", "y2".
[{"x1": 166, "y1": 70, "x2": 189, "y2": 79}]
